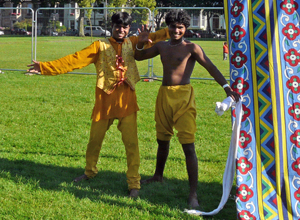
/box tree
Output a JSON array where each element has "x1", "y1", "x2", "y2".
[
  {"x1": 2, "y1": 0, "x2": 156, "y2": 34},
  {"x1": 131, "y1": 0, "x2": 156, "y2": 25},
  {"x1": 152, "y1": 0, "x2": 224, "y2": 30},
  {"x1": 13, "y1": 19, "x2": 33, "y2": 31},
  {"x1": 194, "y1": 0, "x2": 223, "y2": 33},
  {"x1": 77, "y1": 0, "x2": 96, "y2": 37},
  {"x1": 153, "y1": 0, "x2": 183, "y2": 29}
]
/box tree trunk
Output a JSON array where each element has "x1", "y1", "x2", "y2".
[
  {"x1": 206, "y1": 11, "x2": 213, "y2": 34},
  {"x1": 78, "y1": 9, "x2": 85, "y2": 37},
  {"x1": 155, "y1": 12, "x2": 165, "y2": 30}
]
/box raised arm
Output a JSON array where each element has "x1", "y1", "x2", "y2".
[
  {"x1": 132, "y1": 25, "x2": 169, "y2": 61},
  {"x1": 192, "y1": 44, "x2": 240, "y2": 102}
]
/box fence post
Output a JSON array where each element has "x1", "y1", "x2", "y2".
[{"x1": 0, "y1": 7, "x2": 34, "y2": 71}]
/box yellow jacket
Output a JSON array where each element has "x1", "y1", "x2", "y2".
[
  {"x1": 95, "y1": 38, "x2": 140, "y2": 94},
  {"x1": 40, "y1": 28, "x2": 169, "y2": 120}
]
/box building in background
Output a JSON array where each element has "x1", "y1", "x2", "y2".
[{"x1": 0, "y1": 1, "x2": 225, "y2": 37}]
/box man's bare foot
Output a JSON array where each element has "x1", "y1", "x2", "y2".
[
  {"x1": 73, "y1": 174, "x2": 89, "y2": 183},
  {"x1": 129, "y1": 189, "x2": 139, "y2": 198},
  {"x1": 140, "y1": 175, "x2": 163, "y2": 184},
  {"x1": 188, "y1": 194, "x2": 200, "y2": 209}
]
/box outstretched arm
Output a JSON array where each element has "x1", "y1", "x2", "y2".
[
  {"x1": 27, "y1": 60, "x2": 41, "y2": 74},
  {"x1": 134, "y1": 43, "x2": 160, "y2": 61},
  {"x1": 193, "y1": 44, "x2": 240, "y2": 102},
  {"x1": 25, "y1": 41, "x2": 99, "y2": 76}
]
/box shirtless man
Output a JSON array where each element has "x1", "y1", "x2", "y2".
[{"x1": 134, "y1": 9, "x2": 240, "y2": 208}]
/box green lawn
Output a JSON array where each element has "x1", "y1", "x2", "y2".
[{"x1": 0, "y1": 37, "x2": 236, "y2": 219}]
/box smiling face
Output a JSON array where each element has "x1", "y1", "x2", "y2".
[
  {"x1": 112, "y1": 23, "x2": 131, "y2": 41},
  {"x1": 168, "y1": 22, "x2": 186, "y2": 40}
]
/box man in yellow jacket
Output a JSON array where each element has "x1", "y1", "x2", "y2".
[{"x1": 27, "y1": 11, "x2": 169, "y2": 198}]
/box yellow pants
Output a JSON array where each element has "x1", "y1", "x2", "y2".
[
  {"x1": 84, "y1": 112, "x2": 141, "y2": 190},
  {"x1": 155, "y1": 84, "x2": 197, "y2": 144}
]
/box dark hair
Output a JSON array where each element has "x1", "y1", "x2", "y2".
[
  {"x1": 111, "y1": 12, "x2": 132, "y2": 26},
  {"x1": 165, "y1": 9, "x2": 191, "y2": 28}
]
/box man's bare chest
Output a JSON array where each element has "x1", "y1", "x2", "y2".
[{"x1": 160, "y1": 49, "x2": 191, "y2": 66}]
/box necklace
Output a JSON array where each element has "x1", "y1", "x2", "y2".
[{"x1": 168, "y1": 39, "x2": 184, "y2": 47}]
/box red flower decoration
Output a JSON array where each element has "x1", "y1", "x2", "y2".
[
  {"x1": 290, "y1": 130, "x2": 300, "y2": 148},
  {"x1": 232, "y1": 77, "x2": 249, "y2": 95},
  {"x1": 284, "y1": 49, "x2": 300, "y2": 67},
  {"x1": 233, "y1": 104, "x2": 251, "y2": 122},
  {"x1": 239, "y1": 130, "x2": 252, "y2": 148},
  {"x1": 231, "y1": 50, "x2": 248, "y2": 68},
  {"x1": 292, "y1": 158, "x2": 300, "y2": 175},
  {"x1": 282, "y1": 23, "x2": 300, "y2": 40},
  {"x1": 237, "y1": 184, "x2": 254, "y2": 202},
  {"x1": 238, "y1": 210, "x2": 256, "y2": 220},
  {"x1": 288, "y1": 102, "x2": 300, "y2": 121},
  {"x1": 231, "y1": 25, "x2": 246, "y2": 42},
  {"x1": 287, "y1": 76, "x2": 300, "y2": 93},
  {"x1": 280, "y1": 0, "x2": 298, "y2": 15},
  {"x1": 295, "y1": 187, "x2": 300, "y2": 202},
  {"x1": 237, "y1": 157, "x2": 253, "y2": 174},
  {"x1": 231, "y1": 1, "x2": 244, "y2": 17}
]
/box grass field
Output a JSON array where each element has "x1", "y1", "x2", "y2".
[{"x1": 0, "y1": 37, "x2": 236, "y2": 219}]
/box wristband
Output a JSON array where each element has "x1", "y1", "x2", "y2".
[
  {"x1": 222, "y1": 84, "x2": 230, "y2": 89},
  {"x1": 136, "y1": 44, "x2": 144, "y2": 51}
]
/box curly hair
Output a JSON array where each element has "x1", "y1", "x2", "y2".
[
  {"x1": 111, "y1": 12, "x2": 132, "y2": 26},
  {"x1": 165, "y1": 9, "x2": 191, "y2": 28}
]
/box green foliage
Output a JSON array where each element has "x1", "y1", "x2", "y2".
[
  {"x1": 13, "y1": 19, "x2": 33, "y2": 31},
  {"x1": 109, "y1": 0, "x2": 128, "y2": 7},
  {"x1": 128, "y1": 0, "x2": 157, "y2": 24},
  {"x1": 54, "y1": 21, "x2": 67, "y2": 32},
  {"x1": 132, "y1": 0, "x2": 156, "y2": 11},
  {"x1": 80, "y1": 0, "x2": 96, "y2": 19}
]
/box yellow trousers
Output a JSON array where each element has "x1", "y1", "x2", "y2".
[
  {"x1": 155, "y1": 84, "x2": 197, "y2": 144},
  {"x1": 84, "y1": 112, "x2": 141, "y2": 190}
]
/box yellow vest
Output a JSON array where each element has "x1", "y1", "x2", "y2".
[{"x1": 95, "y1": 38, "x2": 140, "y2": 94}]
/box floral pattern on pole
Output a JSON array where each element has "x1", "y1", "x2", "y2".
[
  {"x1": 237, "y1": 157, "x2": 253, "y2": 175},
  {"x1": 280, "y1": 0, "x2": 298, "y2": 15},
  {"x1": 237, "y1": 184, "x2": 254, "y2": 202},
  {"x1": 232, "y1": 77, "x2": 249, "y2": 95},
  {"x1": 288, "y1": 102, "x2": 300, "y2": 121},
  {"x1": 239, "y1": 130, "x2": 252, "y2": 149},
  {"x1": 284, "y1": 49, "x2": 300, "y2": 67},
  {"x1": 282, "y1": 23, "x2": 300, "y2": 40},
  {"x1": 286, "y1": 76, "x2": 300, "y2": 93},
  {"x1": 231, "y1": 50, "x2": 248, "y2": 68},
  {"x1": 290, "y1": 130, "x2": 300, "y2": 148}
]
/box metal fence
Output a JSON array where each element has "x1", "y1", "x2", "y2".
[
  {"x1": 0, "y1": 6, "x2": 226, "y2": 80},
  {"x1": 0, "y1": 7, "x2": 34, "y2": 71}
]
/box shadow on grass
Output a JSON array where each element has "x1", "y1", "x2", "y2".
[{"x1": 0, "y1": 158, "x2": 236, "y2": 219}]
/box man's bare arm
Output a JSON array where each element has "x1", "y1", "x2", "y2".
[
  {"x1": 192, "y1": 44, "x2": 240, "y2": 102},
  {"x1": 134, "y1": 43, "x2": 160, "y2": 61},
  {"x1": 192, "y1": 45, "x2": 227, "y2": 85}
]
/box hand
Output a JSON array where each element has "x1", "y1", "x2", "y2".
[
  {"x1": 137, "y1": 24, "x2": 153, "y2": 44},
  {"x1": 224, "y1": 87, "x2": 241, "y2": 102},
  {"x1": 27, "y1": 60, "x2": 41, "y2": 74}
]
